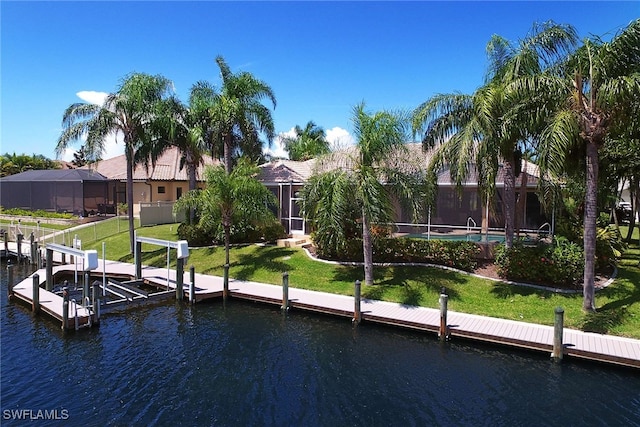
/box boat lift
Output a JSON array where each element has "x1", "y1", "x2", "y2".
[{"x1": 134, "y1": 233, "x2": 189, "y2": 300}]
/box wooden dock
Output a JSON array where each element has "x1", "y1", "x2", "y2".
[{"x1": 9, "y1": 259, "x2": 640, "y2": 369}]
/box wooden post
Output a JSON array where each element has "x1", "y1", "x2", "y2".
[
  {"x1": 223, "y1": 263, "x2": 230, "y2": 299},
  {"x1": 552, "y1": 306, "x2": 564, "y2": 362},
  {"x1": 3, "y1": 229, "x2": 8, "y2": 254},
  {"x1": 30, "y1": 232, "x2": 36, "y2": 265},
  {"x1": 92, "y1": 282, "x2": 100, "y2": 325},
  {"x1": 353, "y1": 280, "x2": 361, "y2": 324},
  {"x1": 7, "y1": 263, "x2": 14, "y2": 299},
  {"x1": 282, "y1": 271, "x2": 289, "y2": 311},
  {"x1": 135, "y1": 241, "x2": 142, "y2": 279},
  {"x1": 176, "y1": 258, "x2": 184, "y2": 301},
  {"x1": 189, "y1": 265, "x2": 195, "y2": 304},
  {"x1": 61, "y1": 287, "x2": 69, "y2": 331},
  {"x1": 17, "y1": 233, "x2": 23, "y2": 263},
  {"x1": 46, "y1": 248, "x2": 54, "y2": 291},
  {"x1": 81, "y1": 272, "x2": 89, "y2": 304},
  {"x1": 32, "y1": 273, "x2": 40, "y2": 313},
  {"x1": 439, "y1": 288, "x2": 449, "y2": 341}
]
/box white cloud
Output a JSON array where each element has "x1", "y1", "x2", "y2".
[
  {"x1": 59, "y1": 91, "x2": 124, "y2": 162},
  {"x1": 264, "y1": 128, "x2": 296, "y2": 160},
  {"x1": 263, "y1": 126, "x2": 356, "y2": 161},
  {"x1": 325, "y1": 126, "x2": 355, "y2": 150},
  {"x1": 77, "y1": 90, "x2": 108, "y2": 106}
]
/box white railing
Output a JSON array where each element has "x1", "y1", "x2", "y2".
[{"x1": 466, "y1": 217, "x2": 477, "y2": 232}]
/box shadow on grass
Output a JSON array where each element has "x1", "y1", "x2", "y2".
[
  {"x1": 489, "y1": 280, "x2": 583, "y2": 301},
  {"x1": 332, "y1": 264, "x2": 463, "y2": 306},
  {"x1": 582, "y1": 266, "x2": 640, "y2": 334},
  {"x1": 233, "y1": 246, "x2": 296, "y2": 281}
]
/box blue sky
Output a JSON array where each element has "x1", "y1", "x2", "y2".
[{"x1": 1, "y1": 1, "x2": 638, "y2": 161}]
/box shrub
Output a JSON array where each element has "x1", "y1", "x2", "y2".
[
  {"x1": 0, "y1": 206, "x2": 74, "y2": 219},
  {"x1": 495, "y1": 238, "x2": 584, "y2": 288},
  {"x1": 313, "y1": 235, "x2": 480, "y2": 272},
  {"x1": 177, "y1": 223, "x2": 212, "y2": 247}
]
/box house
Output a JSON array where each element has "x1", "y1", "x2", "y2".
[
  {"x1": 92, "y1": 147, "x2": 220, "y2": 216},
  {"x1": 258, "y1": 159, "x2": 316, "y2": 235},
  {"x1": 0, "y1": 169, "x2": 111, "y2": 216},
  {"x1": 257, "y1": 143, "x2": 548, "y2": 236}
]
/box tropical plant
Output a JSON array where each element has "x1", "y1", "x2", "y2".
[
  {"x1": 154, "y1": 86, "x2": 219, "y2": 223},
  {"x1": 173, "y1": 158, "x2": 277, "y2": 266},
  {"x1": 204, "y1": 56, "x2": 277, "y2": 173},
  {"x1": 303, "y1": 103, "x2": 428, "y2": 285},
  {"x1": 515, "y1": 19, "x2": 640, "y2": 311},
  {"x1": 412, "y1": 21, "x2": 577, "y2": 249},
  {"x1": 0, "y1": 153, "x2": 60, "y2": 176},
  {"x1": 56, "y1": 72, "x2": 174, "y2": 253},
  {"x1": 282, "y1": 121, "x2": 330, "y2": 161}
]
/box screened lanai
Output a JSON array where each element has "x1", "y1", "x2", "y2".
[{"x1": 0, "y1": 169, "x2": 113, "y2": 216}]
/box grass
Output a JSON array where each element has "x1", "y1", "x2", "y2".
[{"x1": 81, "y1": 221, "x2": 640, "y2": 339}]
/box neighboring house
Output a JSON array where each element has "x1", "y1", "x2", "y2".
[
  {"x1": 258, "y1": 159, "x2": 316, "y2": 235},
  {"x1": 257, "y1": 143, "x2": 548, "y2": 236},
  {"x1": 92, "y1": 147, "x2": 220, "y2": 216},
  {"x1": 0, "y1": 169, "x2": 111, "y2": 216}
]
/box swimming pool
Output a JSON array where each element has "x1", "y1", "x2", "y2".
[{"x1": 404, "y1": 232, "x2": 505, "y2": 243}]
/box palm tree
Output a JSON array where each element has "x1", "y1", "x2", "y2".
[
  {"x1": 515, "y1": 19, "x2": 640, "y2": 311},
  {"x1": 56, "y1": 72, "x2": 174, "y2": 253},
  {"x1": 412, "y1": 22, "x2": 576, "y2": 249},
  {"x1": 303, "y1": 103, "x2": 427, "y2": 285},
  {"x1": 283, "y1": 121, "x2": 330, "y2": 161},
  {"x1": 210, "y1": 56, "x2": 276, "y2": 174},
  {"x1": 173, "y1": 158, "x2": 277, "y2": 268}
]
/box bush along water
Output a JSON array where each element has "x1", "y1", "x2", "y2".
[
  {"x1": 495, "y1": 237, "x2": 584, "y2": 288},
  {"x1": 313, "y1": 235, "x2": 480, "y2": 272}
]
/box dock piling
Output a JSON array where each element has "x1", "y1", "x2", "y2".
[
  {"x1": 62, "y1": 288, "x2": 69, "y2": 331},
  {"x1": 7, "y1": 263, "x2": 14, "y2": 299},
  {"x1": 282, "y1": 272, "x2": 289, "y2": 311},
  {"x1": 439, "y1": 287, "x2": 449, "y2": 341},
  {"x1": 32, "y1": 274, "x2": 40, "y2": 313},
  {"x1": 353, "y1": 280, "x2": 361, "y2": 324},
  {"x1": 92, "y1": 282, "x2": 100, "y2": 325},
  {"x1": 176, "y1": 258, "x2": 184, "y2": 301},
  {"x1": 552, "y1": 306, "x2": 564, "y2": 362},
  {"x1": 17, "y1": 233, "x2": 23, "y2": 263},
  {"x1": 30, "y1": 233, "x2": 36, "y2": 266},
  {"x1": 46, "y1": 249, "x2": 53, "y2": 291},
  {"x1": 83, "y1": 272, "x2": 90, "y2": 303},
  {"x1": 189, "y1": 265, "x2": 195, "y2": 304}
]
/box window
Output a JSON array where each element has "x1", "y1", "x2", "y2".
[{"x1": 158, "y1": 186, "x2": 166, "y2": 194}]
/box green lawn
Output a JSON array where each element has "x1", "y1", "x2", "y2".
[{"x1": 82, "y1": 222, "x2": 640, "y2": 339}]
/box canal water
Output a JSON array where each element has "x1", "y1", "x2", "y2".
[{"x1": 1, "y1": 261, "x2": 639, "y2": 426}]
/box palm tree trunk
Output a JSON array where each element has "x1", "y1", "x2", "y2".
[
  {"x1": 362, "y1": 209, "x2": 374, "y2": 286},
  {"x1": 126, "y1": 145, "x2": 136, "y2": 254},
  {"x1": 583, "y1": 140, "x2": 598, "y2": 312},
  {"x1": 224, "y1": 223, "x2": 231, "y2": 266},
  {"x1": 188, "y1": 165, "x2": 197, "y2": 223},
  {"x1": 503, "y1": 157, "x2": 516, "y2": 249},
  {"x1": 223, "y1": 133, "x2": 232, "y2": 175}
]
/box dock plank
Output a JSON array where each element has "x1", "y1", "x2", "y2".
[{"x1": 9, "y1": 259, "x2": 640, "y2": 369}]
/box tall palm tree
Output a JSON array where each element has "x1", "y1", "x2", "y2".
[
  {"x1": 283, "y1": 121, "x2": 330, "y2": 161},
  {"x1": 56, "y1": 73, "x2": 174, "y2": 253},
  {"x1": 173, "y1": 158, "x2": 277, "y2": 268},
  {"x1": 515, "y1": 19, "x2": 640, "y2": 311},
  {"x1": 303, "y1": 103, "x2": 427, "y2": 285},
  {"x1": 412, "y1": 22, "x2": 576, "y2": 249},
  {"x1": 210, "y1": 56, "x2": 276, "y2": 174}
]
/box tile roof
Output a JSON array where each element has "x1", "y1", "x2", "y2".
[
  {"x1": 0, "y1": 168, "x2": 109, "y2": 182},
  {"x1": 92, "y1": 146, "x2": 220, "y2": 181},
  {"x1": 257, "y1": 143, "x2": 539, "y2": 187},
  {"x1": 258, "y1": 159, "x2": 316, "y2": 183}
]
